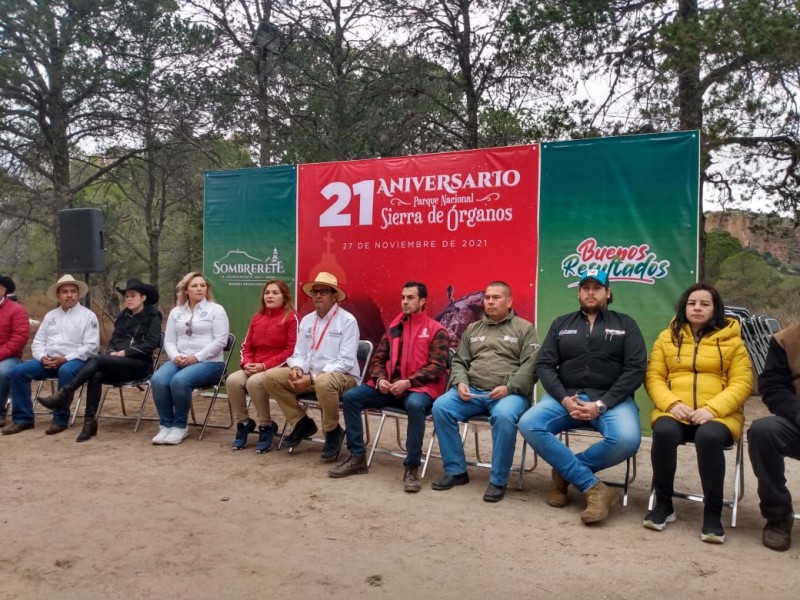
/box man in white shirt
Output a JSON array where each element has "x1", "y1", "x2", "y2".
[
  {"x1": 265, "y1": 272, "x2": 359, "y2": 461},
  {"x1": 2, "y1": 275, "x2": 99, "y2": 435}
]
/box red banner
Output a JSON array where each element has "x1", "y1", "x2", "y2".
[{"x1": 297, "y1": 146, "x2": 540, "y2": 346}]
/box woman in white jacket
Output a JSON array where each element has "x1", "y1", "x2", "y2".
[{"x1": 150, "y1": 272, "x2": 229, "y2": 445}]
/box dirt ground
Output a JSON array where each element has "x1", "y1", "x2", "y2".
[{"x1": 2, "y1": 392, "x2": 800, "y2": 600}]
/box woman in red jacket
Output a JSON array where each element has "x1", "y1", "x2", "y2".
[
  {"x1": 0, "y1": 275, "x2": 30, "y2": 428},
  {"x1": 228, "y1": 279, "x2": 298, "y2": 453}
]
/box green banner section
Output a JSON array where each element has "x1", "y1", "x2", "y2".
[
  {"x1": 203, "y1": 165, "x2": 298, "y2": 349},
  {"x1": 538, "y1": 131, "x2": 700, "y2": 433}
]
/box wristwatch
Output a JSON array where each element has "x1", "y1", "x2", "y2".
[{"x1": 595, "y1": 400, "x2": 608, "y2": 414}]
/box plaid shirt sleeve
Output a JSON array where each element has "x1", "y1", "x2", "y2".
[
  {"x1": 368, "y1": 334, "x2": 391, "y2": 382},
  {"x1": 408, "y1": 329, "x2": 450, "y2": 387}
]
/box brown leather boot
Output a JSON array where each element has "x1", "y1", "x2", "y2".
[
  {"x1": 327, "y1": 454, "x2": 368, "y2": 478},
  {"x1": 37, "y1": 388, "x2": 70, "y2": 411},
  {"x1": 546, "y1": 468, "x2": 570, "y2": 507},
  {"x1": 580, "y1": 481, "x2": 618, "y2": 524},
  {"x1": 76, "y1": 419, "x2": 98, "y2": 442}
]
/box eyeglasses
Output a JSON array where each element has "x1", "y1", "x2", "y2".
[
  {"x1": 185, "y1": 314, "x2": 194, "y2": 337},
  {"x1": 309, "y1": 288, "x2": 333, "y2": 296}
]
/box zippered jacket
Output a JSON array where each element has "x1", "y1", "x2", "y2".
[{"x1": 646, "y1": 317, "x2": 753, "y2": 440}]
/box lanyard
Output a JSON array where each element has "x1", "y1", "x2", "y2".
[{"x1": 310, "y1": 306, "x2": 338, "y2": 351}]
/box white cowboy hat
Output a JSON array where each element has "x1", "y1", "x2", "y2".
[
  {"x1": 46, "y1": 274, "x2": 89, "y2": 302},
  {"x1": 301, "y1": 272, "x2": 347, "y2": 302}
]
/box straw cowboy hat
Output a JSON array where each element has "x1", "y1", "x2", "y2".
[
  {"x1": 301, "y1": 272, "x2": 347, "y2": 302},
  {"x1": 0, "y1": 275, "x2": 16, "y2": 295},
  {"x1": 115, "y1": 278, "x2": 160, "y2": 306},
  {"x1": 46, "y1": 274, "x2": 89, "y2": 302}
]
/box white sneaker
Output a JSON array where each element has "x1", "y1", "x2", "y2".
[
  {"x1": 152, "y1": 426, "x2": 171, "y2": 445},
  {"x1": 164, "y1": 427, "x2": 189, "y2": 445}
]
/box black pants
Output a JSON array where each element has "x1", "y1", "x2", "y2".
[
  {"x1": 748, "y1": 415, "x2": 800, "y2": 522},
  {"x1": 65, "y1": 354, "x2": 150, "y2": 420},
  {"x1": 650, "y1": 416, "x2": 733, "y2": 512}
]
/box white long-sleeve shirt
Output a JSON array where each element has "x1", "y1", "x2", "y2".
[
  {"x1": 32, "y1": 304, "x2": 99, "y2": 361},
  {"x1": 287, "y1": 304, "x2": 360, "y2": 379},
  {"x1": 164, "y1": 299, "x2": 230, "y2": 363}
]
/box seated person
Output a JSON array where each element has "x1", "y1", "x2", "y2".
[
  {"x1": 748, "y1": 323, "x2": 800, "y2": 551},
  {"x1": 430, "y1": 281, "x2": 539, "y2": 503},
  {"x1": 264, "y1": 272, "x2": 359, "y2": 462},
  {"x1": 3, "y1": 274, "x2": 99, "y2": 436},
  {"x1": 644, "y1": 283, "x2": 752, "y2": 543},
  {"x1": 518, "y1": 269, "x2": 646, "y2": 524},
  {"x1": 0, "y1": 275, "x2": 30, "y2": 428},
  {"x1": 328, "y1": 281, "x2": 449, "y2": 492},
  {"x1": 151, "y1": 272, "x2": 229, "y2": 446},
  {"x1": 227, "y1": 279, "x2": 298, "y2": 453},
  {"x1": 38, "y1": 278, "x2": 162, "y2": 442}
]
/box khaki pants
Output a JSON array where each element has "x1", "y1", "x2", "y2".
[
  {"x1": 264, "y1": 367, "x2": 356, "y2": 433},
  {"x1": 226, "y1": 369, "x2": 273, "y2": 426}
]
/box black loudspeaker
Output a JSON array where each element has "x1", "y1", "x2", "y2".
[{"x1": 58, "y1": 208, "x2": 106, "y2": 273}]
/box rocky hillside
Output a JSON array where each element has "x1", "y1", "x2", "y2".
[{"x1": 705, "y1": 211, "x2": 800, "y2": 266}]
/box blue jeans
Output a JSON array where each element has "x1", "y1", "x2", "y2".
[
  {"x1": 0, "y1": 357, "x2": 20, "y2": 408},
  {"x1": 341, "y1": 384, "x2": 434, "y2": 467},
  {"x1": 151, "y1": 360, "x2": 224, "y2": 428},
  {"x1": 432, "y1": 385, "x2": 530, "y2": 487},
  {"x1": 10, "y1": 358, "x2": 87, "y2": 426},
  {"x1": 518, "y1": 393, "x2": 641, "y2": 492}
]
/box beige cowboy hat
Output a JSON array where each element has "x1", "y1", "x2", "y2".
[
  {"x1": 301, "y1": 272, "x2": 347, "y2": 302},
  {"x1": 46, "y1": 274, "x2": 89, "y2": 302}
]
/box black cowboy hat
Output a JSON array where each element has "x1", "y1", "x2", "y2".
[
  {"x1": 116, "y1": 278, "x2": 160, "y2": 306},
  {"x1": 0, "y1": 275, "x2": 15, "y2": 295}
]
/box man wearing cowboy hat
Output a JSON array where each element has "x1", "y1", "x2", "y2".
[
  {"x1": 264, "y1": 271, "x2": 360, "y2": 461},
  {"x1": 2, "y1": 274, "x2": 99, "y2": 435},
  {"x1": 0, "y1": 275, "x2": 30, "y2": 428}
]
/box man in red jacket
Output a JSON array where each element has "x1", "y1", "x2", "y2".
[
  {"x1": 0, "y1": 275, "x2": 30, "y2": 428},
  {"x1": 329, "y1": 281, "x2": 450, "y2": 492}
]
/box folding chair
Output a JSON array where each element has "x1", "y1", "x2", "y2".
[
  {"x1": 194, "y1": 333, "x2": 237, "y2": 439},
  {"x1": 96, "y1": 333, "x2": 164, "y2": 424},
  {"x1": 281, "y1": 340, "x2": 373, "y2": 454},
  {"x1": 134, "y1": 333, "x2": 237, "y2": 437},
  {"x1": 33, "y1": 378, "x2": 85, "y2": 426},
  {"x1": 366, "y1": 407, "x2": 437, "y2": 478},
  {"x1": 456, "y1": 415, "x2": 533, "y2": 491},
  {"x1": 563, "y1": 425, "x2": 637, "y2": 507},
  {"x1": 647, "y1": 436, "x2": 745, "y2": 527}
]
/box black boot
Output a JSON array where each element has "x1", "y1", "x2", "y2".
[
  {"x1": 76, "y1": 419, "x2": 98, "y2": 442},
  {"x1": 38, "y1": 388, "x2": 70, "y2": 411}
]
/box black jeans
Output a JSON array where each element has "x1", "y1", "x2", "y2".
[
  {"x1": 65, "y1": 354, "x2": 150, "y2": 420},
  {"x1": 748, "y1": 415, "x2": 800, "y2": 521},
  {"x1": 650, "y1": 416, "x2": 733, "y2": 511}
]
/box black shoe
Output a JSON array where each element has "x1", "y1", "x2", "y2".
[
  {"x1": 255, "y1": 422, "x2": 279, "y2": 454},
  {"x1": 432, "y1": 472, "x2": 470, "y2": 491},
  {"x1": 232, "y1": 418, "x2": 256, "y2": 450},
  {"x1": 37, "y1": 389, "x2": 70, "y2": 411},
  {"x1": 763, "y1": 516, "x2": 793, "y2": 552},
  {"x1": 76, "y1": 420, "x2": 98, "y2": 442},
  {"x1": 281, "y1": 416, "x2": 318, "y2": 449},
  {"x1": 483, "y1": 483, "x2": 506, "y2": 502},
  {"x1": 701, "y1": 509, "x2": 726, "y2": 544},
  {"x1": 320, "y1": 425, "x2": 345, "y2": 462},
  {"x1": 643, "y1": 502, "x2": 676, "y2": 531}
]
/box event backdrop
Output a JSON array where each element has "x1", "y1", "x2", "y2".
[
  {"x1": 203, "y1": 132, "x2": 700, "y2": 433},
  {"x1": 204, "y1": 165, "x2": 297, "y2": 348},
  {"x1": 537, "y1": 132, "x2": 700, "y2": 431}
]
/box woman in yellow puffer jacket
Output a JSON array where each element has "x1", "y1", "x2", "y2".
[{"x1": 643, "y1": 283, "x2": 753, "y2": 544}]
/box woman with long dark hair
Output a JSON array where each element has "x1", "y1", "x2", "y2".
[
  {"x1": 227, "y1": 279, "x2": 298, "y2": 453},
  {"x1": 644, "y1": 282, "x2": 752, "y2": 543}
]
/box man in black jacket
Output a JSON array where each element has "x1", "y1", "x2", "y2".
[
  {"x1": 518, "y1": 269, "x2": 646, "y2": 524},
  {"x1": 748, "y1": 324, "x2": 800, "y2": 551}
]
